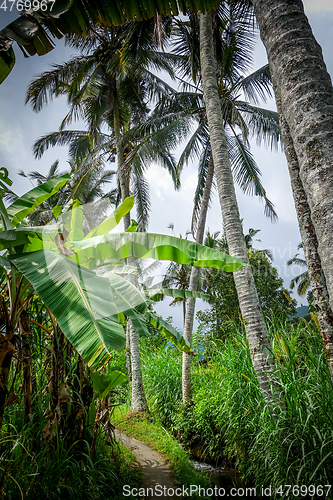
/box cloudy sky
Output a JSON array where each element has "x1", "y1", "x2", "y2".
[{"x1": 1, "y1": 1, "x2": 333, "y2": 328}]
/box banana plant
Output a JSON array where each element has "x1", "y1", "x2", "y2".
[{"x1": 0, "y1": 173, "x2": 245, "y2": 381}]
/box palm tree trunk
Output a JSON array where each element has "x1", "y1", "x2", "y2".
[
  {"x1": 113, "y1": 88, "x2": 131, "y2": 230},
  {"x1": 252, "y1": 0, "x2": 333, "y2": 312},
  {"x1": 199, "y1": 13, "x2": 272, "y2": 398},
  {"x1": 182, "y1": 156, "x2": 214, "y2": 405},
  {"x1": 112, "y1": 86, "x2": 147, "y2": 410},
  {"x1": 274, "y1": 88, "x2": 333, "y2": 381}
]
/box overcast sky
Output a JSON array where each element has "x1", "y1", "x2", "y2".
[{"x1": 1, "y1": 1, "x2": 333, "y2": 329}]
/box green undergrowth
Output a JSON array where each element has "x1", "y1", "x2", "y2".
[
  {"x1": 113, "y1": 407, "x2": 210, "y2": 496},
  {"x1": 138, "y1": 315, "x2": 333, "y2": 498},
  {"x1": 1, "y1": 421, "x2": 141, "y2": 500}
]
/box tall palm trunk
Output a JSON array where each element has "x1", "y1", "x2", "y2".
[
  {"x1": 113, "y1": 86, "x2": 148, "y2": 412},
  {"x1": 182, "y1": 156, "x2": 214, "y2": 404},
  {"x1": 252, "y1": 0, "x2": 333, "y2": 313},
  {"x1": 274, "y1": 88, "x2": 333, "y2": 381},
  {"x1": 199, "y1": 13, "x2": 272, "y2": 398}
]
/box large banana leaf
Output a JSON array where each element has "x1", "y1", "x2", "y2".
[
  {"x1": 6, "y1": 174, "x2": 70, "y2": 227},
  {"x1": 0, "y1": 230, "x2": 30, "y2": 251},
  {"x1": 0, "y1": 47, "x2": 15, "y2": 85},
  {"x1": 0, "y1": 0, "x2": 219, "y2": 84},
  {"x1": 9, "y1": 250, "x2": 125, "y2": 369},
  {"x1": 71, "y1": 232, "x2": 246, "y2": 271},
  {"x1": 83, "y1": 196, "x2": 134, "y2": 239},
  {"x1": 145, "y1": 311, "x2": 191, "y2": 353},
  {"x1": 91, "y1": 370, "x2": 128, "y2": 400}
]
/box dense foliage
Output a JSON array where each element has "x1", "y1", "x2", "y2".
[{"x1": 139, "y1": 316, "x2": 333, "y2": 494}]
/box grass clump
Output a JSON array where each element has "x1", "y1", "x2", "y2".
[
  {"x1": 1, "y1": 420, "x2": 141, "y2": 500},
  {"x1": 139, "y1": 315, "x2": 333, "y2": 497}
]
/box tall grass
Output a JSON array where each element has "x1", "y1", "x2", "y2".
[
  {"x1": 0, "y1": 415, "x2": 140, "y2": 499},
  {"x1": 141, "y1": 316, "x2": 333, "y2": 496}
]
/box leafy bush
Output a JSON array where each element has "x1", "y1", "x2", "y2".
[{"x1": 140, "y1": 316, "x2": 333, "y2": 496}]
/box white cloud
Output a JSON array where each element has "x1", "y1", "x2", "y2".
[
  {"x1": 303, "y1": 0, "x2": 333, "y2": 12},
  {"x1": 0, "y1": 119, "x2": 24, "y2": 155}
]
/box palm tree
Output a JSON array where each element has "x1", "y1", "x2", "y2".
[
  {"x1": 26, "y1": 23, "x2": 167, "y2": 413},
  {"x1": 199, "y1": 7, "x2": 274, "y2": 402},
  {"x1": 287, "y1": 244, "x2": 310, "y2": 297},
  {"x1": 162, "y1": 8, "x2": 279, "y2": 403},
  {"x1": 18, "y1": 158, "x2": 117, "y2": 227},
  {"x1": 272, "y1": 72, "x2": 333, "y2": 382},
  {"x1": 250, "y1": 1, "x2": 333, "y2": 329}
]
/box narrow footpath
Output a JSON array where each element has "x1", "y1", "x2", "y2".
[{"x1": 115, "y1": 430, "x2": 176, "y2": 499}]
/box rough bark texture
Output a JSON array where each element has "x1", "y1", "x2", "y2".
[
  {"x1": 252, "y1": 0, "x2": 333, "y2": 312},
  {"x1": 125, "y1": 327, "x2": 132, "y2": 380},
  {"x1": 113, "y1": 90, "x2": 131, "y2": 230},
  {"x1": 200, "y1": 13, "x2": 272, "y2": 396},
  {"x1": 274, "y1": 88, "x2": 333, "y2": 381},
  {"x1": 182, "y1": 156, "x2": 214, "y2": 405},
  {"x1": 113, "y1": 86, "x2": 147, "y2": 411},
  {"x1": 128, "y1": 318, "x2": 148, "y2": 413}
]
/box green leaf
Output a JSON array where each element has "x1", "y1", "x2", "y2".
[
  {"x1": 145, "y1": 311, "x2": 191, "y2": 353},
  {"x1": 7, "y1": 174, "x2": 70, "y2": 227},
  {"x1": 67, "y1": 200, "x2": 84, "y2": 242},
  {"x1": 9, "y1": 250, "x2": 125, "y2": 369},
  {"x1": 146, "y1": 288, "x2": 210, "y2": 303},
  {"x1": 0, "y1": 256, "x2": 11, "y2": 273},
  {"x1": 108, "y1": 272, "x2": 147, "y2": 315},
  {"x1": 0, "y1": 47, "x2": 15, "y2": 85},
  {"x1": 84, "y1": 196, "x2": 134, "y2": 240},
  {"x1": 52, "y1": 206, "x2": 63, "y2": 219},
  {"x1": 72, "y1": 232, "x2": 246, "y2": 272},
  {"x1": 125, "y1": 219, "x2": 139, "y2": 232},
  {"x1": 0, "y1": 230, "x2": 29, "y2": 250},
  {"x1": 91, "y1": 370, "x2": 128, "y2": 400}
]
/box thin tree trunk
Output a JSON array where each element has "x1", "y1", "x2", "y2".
[
  {"x1": 113, "y1": 89, "x2": 131, "y2": 230},
  {"x1": 199, "y1": 13, "x2": 272, "y2": 398},
  {"x1": 129, "y1": 318, "x2": 148, "y2": 413},
  {"x1": 274, "y1": 87, "x2": 333, "y2": 381},
  {"x1": 252, "y1": 0, "x2": 333, "y2": 312},
  {"x1": 126, "y1": 329, "x2": 132, "y2": 380},
  {"x1": 182, "y1": 156, "x2": 214, "y2": 405},
  {"x1": 113, "y1": 85, "x2": 147, "y2": 410}
]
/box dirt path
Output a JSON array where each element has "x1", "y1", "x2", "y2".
[{"x1": 115, "y1": 430, "x2": 176, "y2": 499}]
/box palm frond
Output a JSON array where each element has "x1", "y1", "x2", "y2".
[
  {"x1": 132, "y1": 173, "x2": 150, "y2": 232},
  {"x1": 226, "y1": 132, "x2": 278, "y2": 221}
]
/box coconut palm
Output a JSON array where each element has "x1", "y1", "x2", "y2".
[
  {"x1": 287, "y1": 244, "x2": 310, "y2": 297},
  {"x1": 25, "y1": 20, "x2": 181, "y2": 413},
  {"x1": 199, "y1": 6, "x2": 274, "y2": 402},
  {"x1": 250, "y1": 0, "x2": 333, "y2": 322},
  {"x1": 18, "y1": 157, "x2": 117, "y2": 226},
  {"x1": 158, "y1": 7, "x2": 279, "y2": 403}
]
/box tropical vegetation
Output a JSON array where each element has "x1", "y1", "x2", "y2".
[{"x1": 1, "y1": 0, "x2": 333, "y2": 498}]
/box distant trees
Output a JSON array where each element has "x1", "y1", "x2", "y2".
[{"x1": 197, "y1": 232, "x2": 297, "y2": 338}]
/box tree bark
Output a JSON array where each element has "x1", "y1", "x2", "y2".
[
  {"x1": 113, "y1": 85, "x2": 147, "y2": 411},
  {"x1": 199, "y1": 13, "x2": 272, "y2": 398},
  {"x1": 182, "y1": 156, "x2": 214, "y2": 405},
  {"x1": 113, "y1": 89, "x2": 131, "y2": 230},
  {"x1": 129, "y1": 318, "x2": 148, "y2": 413},
  {"x1": 252, "y1": 0, "x2": 333, "y2": 312},
  {"x1": 274, "y1": 87, "x2": 333, "y2": 381}
]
